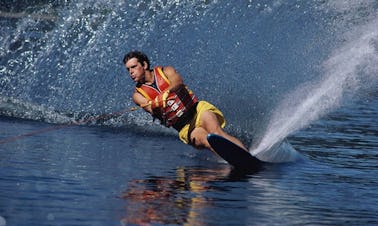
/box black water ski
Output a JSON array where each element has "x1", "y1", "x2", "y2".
[{"x1": 207, "y1": 134, "x2": 263, "y2": 172}]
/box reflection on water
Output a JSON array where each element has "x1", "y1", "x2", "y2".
[{"x1": 120, "y1": 166, "x2": 253, "y2": 225}]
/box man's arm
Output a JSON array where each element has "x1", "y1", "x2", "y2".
[
  {"x1": 132, "y1": 66, "x2": 184, "y2": 114},
  {"x1": 163, "y1": 66, "x2": 183, "y2": 90},
  {"x1": 133, "y1": 91, "x2": 153, "y2": 113}
]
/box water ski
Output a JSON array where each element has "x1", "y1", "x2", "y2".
[{"x1": 207, "y1": 134, "x2": 263, "y2": 172}]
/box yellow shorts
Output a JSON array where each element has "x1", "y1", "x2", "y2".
[{"x1": 178, "y1": 100, "x2": 226, "y2": 144}]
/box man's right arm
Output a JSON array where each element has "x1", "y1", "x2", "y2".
[{"x1": 133, "y1": 91, "x2": 153, "y2": 113}]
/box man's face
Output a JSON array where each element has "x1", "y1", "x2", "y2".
[{"x1": 125, "y1": 57, "x2": 146, "y2": 83}]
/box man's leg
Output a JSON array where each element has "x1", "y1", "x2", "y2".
[{"x1": 190, "y1": 110, "x2": 247, "y2": 150}]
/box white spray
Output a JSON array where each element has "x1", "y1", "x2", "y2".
[{"x1": 250, "y1": 15, "x2": 378, "y2": 162}]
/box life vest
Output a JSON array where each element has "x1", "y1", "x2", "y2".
[
  {"x1": 135, "y1": 66, "x2": 198, "y2": 128},
  {"x1": 135, "y1": 67, "x2": 170, "y2": 100}
]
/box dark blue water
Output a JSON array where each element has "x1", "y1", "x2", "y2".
[{"x1": 1, "y1": 1, "x2": 377, "y2": 225}]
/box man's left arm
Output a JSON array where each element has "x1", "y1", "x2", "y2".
[
  {"x1": 163, "y1": 66, "x2": 183, "y2": 90},
  {"x1": 150, "y1": 66, "x2": 184, "y2": 110}
]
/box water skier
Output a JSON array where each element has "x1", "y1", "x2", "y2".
[{"x1": 123, "y1": 50, "x2": 247, "y2": 151}]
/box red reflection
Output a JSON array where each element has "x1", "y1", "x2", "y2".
[{"x1": 120, "y1": 167, "x2": 231, "y2": 225}]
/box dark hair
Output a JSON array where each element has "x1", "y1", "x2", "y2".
[{"x1": 122, "y1": 51, "x2": 150, "y2": 69}]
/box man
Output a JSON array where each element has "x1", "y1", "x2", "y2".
[{"x1": 123, "y1": 51, "x2": 246, "y2": 151}]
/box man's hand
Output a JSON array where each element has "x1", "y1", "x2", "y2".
[{"x1": 151, "y1": 90, "x2": 170, "y2": 110}]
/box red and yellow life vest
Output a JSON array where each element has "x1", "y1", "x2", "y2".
[{"x1": 136, "y1": 66, "x2": 198, "y2": 128}]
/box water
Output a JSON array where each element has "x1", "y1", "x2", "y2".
[{"x1": 1, "y1": 0, "x2": 377, "y2": 225}]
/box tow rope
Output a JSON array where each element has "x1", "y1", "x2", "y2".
[{"x1": 0, "y1": 105, "x2": 143, "y2": 144}]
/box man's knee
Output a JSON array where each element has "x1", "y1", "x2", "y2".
[{"x1": 190, "y1": 127, "x2": 210, "y2": 149}]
